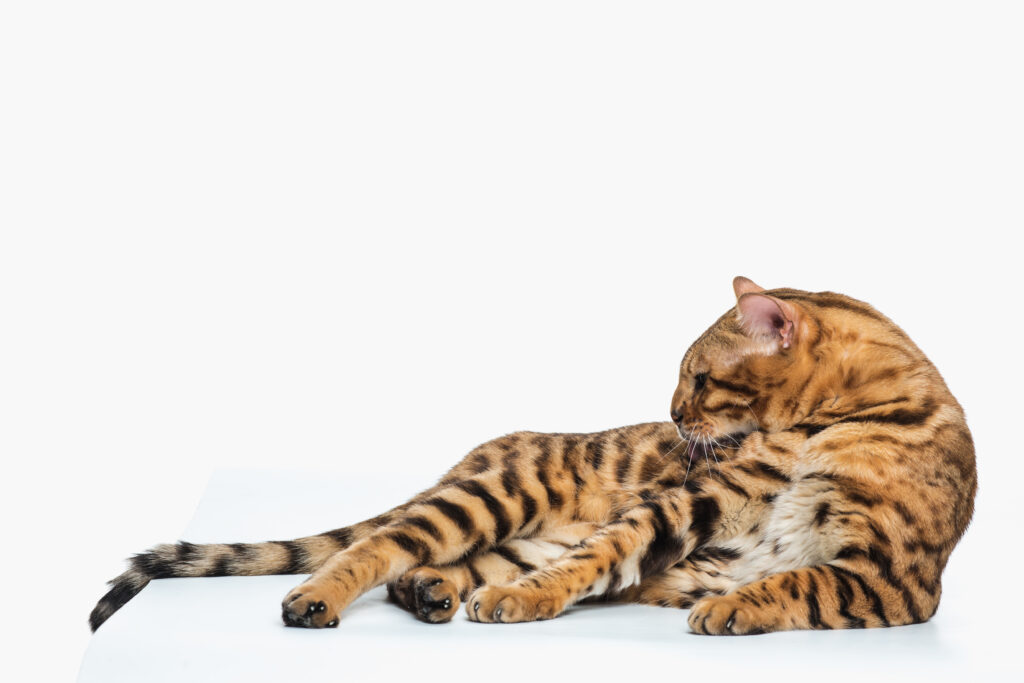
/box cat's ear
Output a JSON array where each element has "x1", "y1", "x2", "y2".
[
  {"x1": 737, "y1": 294, "x2": 801, "y2": 350},
  {"x1": 733, "y1": 276, "x2": 765, "y2": 299}
]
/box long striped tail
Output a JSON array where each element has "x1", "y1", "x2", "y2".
[{"x1": 89, "y1": 509, "x2": 403, "y2": 631}]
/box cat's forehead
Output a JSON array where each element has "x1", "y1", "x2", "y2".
[{"x1": 681, "y1": 312, "x2": 746, "y2": 371}]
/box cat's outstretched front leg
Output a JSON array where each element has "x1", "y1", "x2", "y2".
[
  {"x1": 688, "y1": 556, "x2": 938, "y2": 635},
  {"x1": 466, "y1": 488, "x2": 701, "y2": 623},
  {"x1": 466, "y1": 448, "x2": 794, "y2": 624}
]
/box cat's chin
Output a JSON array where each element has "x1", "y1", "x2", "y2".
[
  {"x1": 683, "y1": 429, "x2": 755, "y2": 462},
  {"x1": 685, "y1": 438, "x2": 712, "y2": 463}
]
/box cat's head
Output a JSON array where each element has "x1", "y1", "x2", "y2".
[{"x1": 670, "y1": 277, "x2": 923, "y2": 458}]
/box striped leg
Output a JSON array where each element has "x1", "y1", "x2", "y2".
[
  {"x1": 463, "y1": 449, "x2": 794, "y2": 624},
  {"x1": 280, "y1": 461, "x2": 576, "y2": 628},
  {"x1": 466, "y1": 489, "x2": 703, "y2": 623},
  {"x1": 687, "y1": 557, "x2": 939, "y2": 635},
  {"x1": 89, "y1": 507, "x2": 418, "y2": 631},
  {"x1": 388, "y1": 523, "x2": 597, "y2": 623},
  {"x1": 626, "y1": 552, "x2": 741, "y2": 609}
]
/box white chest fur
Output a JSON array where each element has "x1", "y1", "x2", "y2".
[{"x1": 722, "y1": 477, "x2": 836, "y2": 587}]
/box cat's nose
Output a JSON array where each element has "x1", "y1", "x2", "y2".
[{"x1": 670, "y1": 407, "x2": 684, "y2": 423}]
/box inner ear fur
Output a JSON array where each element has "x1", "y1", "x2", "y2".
[{"x1": 737, "y1": 293, "x2": 801, "y2": 350}]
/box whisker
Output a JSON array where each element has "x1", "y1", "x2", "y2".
[
  {"x1": 716, "y1": 433, "x2": 743, "y2": 448},
  {"x1": 706, "y1": 434, "x2": 724, "y2": 467},
  {"x1": 702, "y1": 434, "x2": 716, "y2": 481},
  {"x1": 681, "y1": 426, "x2": 695, "y2": 487},
  {"x1": 656, "y1": 437, "x2": 688, "y2": 466}
]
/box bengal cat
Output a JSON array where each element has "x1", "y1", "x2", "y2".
[{"x1": 90, "y1": 278, "x2": 976, "y2": 635}]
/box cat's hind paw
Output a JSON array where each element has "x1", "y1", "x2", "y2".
[
  {"x1": 281, "y1": 586, "x2": 341, "y2": 629},
  {"x1": 387, "y1": 567, "x2": 460, "y2": 624}
]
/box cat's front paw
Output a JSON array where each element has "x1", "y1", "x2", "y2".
[
  {"x1": 688, "y1": 595, "x2": 766, "y2": 635},
  {"x1": 466, "y1": 584, "x2": 563, "y2": 623},
  {"x1": 281, "y1": 584, "x2": 342, "y2": 629}
]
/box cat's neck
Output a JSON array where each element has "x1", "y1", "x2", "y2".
[{"x1": 789, "y1": 329, "x2": 943, "y2": 432}]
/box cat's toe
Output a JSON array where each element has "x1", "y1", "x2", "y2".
[
  {"x1": 466, "y1": 585, "x2": 560, "y2": 623},
  {"x1": 688, "y1": 596, "x2": 763, "y2": 635}
]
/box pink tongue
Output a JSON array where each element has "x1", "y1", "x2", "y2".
[{"x1": 687, "y1": 440, "x2": 698, "y2": 462}]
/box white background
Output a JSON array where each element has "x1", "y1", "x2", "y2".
[{"x1": 1, "y1": 2, "x2": 1021, "y2": 681}]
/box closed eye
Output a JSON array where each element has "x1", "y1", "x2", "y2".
[{"x1": 694, "y1": 372, "x2": 709, "y2": 391}]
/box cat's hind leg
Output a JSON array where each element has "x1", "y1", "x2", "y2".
[
  {"x1": 281, "y1": 432, "x2": 590, "y2": 627},
  {"x1": 388, "y1": 522, "x2": 598, "y2": 623}
]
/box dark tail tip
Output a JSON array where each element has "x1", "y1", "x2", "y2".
[{"x1": 89, "y1": 569, "x2": 149, "y2": 631}]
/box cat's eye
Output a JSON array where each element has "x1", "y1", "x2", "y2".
[{"x1": 694, "y1": 372, "x2": 709, "y2": 391}]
